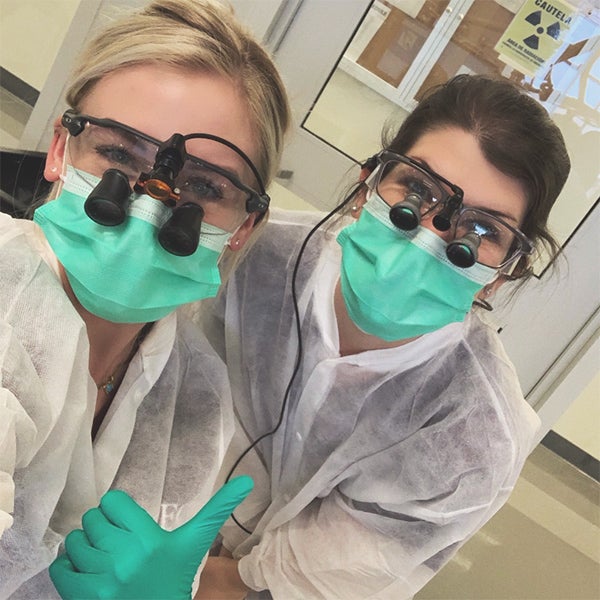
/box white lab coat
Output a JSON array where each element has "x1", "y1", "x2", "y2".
[
  {"x1": 0, "y1": 213, "x2": 233, "y2": 598},
  {"x1": 201, "y1": 208, "x2": 540, "y2": 600}
]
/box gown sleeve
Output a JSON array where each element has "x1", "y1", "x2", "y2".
[
  {"x1": 238, "y1": 489, "x2": 436, "y2": 599},
  {"x1": 234, "y1": 430, "x2": 521, "y2": 600},
  {"x1": 0, "y1": 216, "x2": 94, "y2": 596},
  {"x1": 0, "y1": 318, "x2": 51, "y2": 538},
  {"x1": 0, "y1": 391, "x2": 25, "y2": 536}
]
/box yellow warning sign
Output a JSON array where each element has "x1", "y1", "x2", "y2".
[{"x1": 495, "y1": 0, "x2": 576, "y2": 76}]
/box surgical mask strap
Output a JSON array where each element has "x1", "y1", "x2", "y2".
[
  {"x1": 217, "y1": 221, "x2": 245, "y2": 267},
  {"x1": 363, "y1": 165, "x2": 381, "y2": 191},
  {"x1": 52, "y1": 133, "x2": 71, "y2": 200}
]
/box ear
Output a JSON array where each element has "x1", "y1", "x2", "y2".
[
  {"x1": 476, "y1": 276, "x2": 506, "y2": 302},
  {"x1": 349, "y1": 164, "x2": 376, "y2": 219},
  {"x1": 44, "y1": 117, "x2": 68, "y2": 182},
  {"x1": 228, "y1": 212, "x2": 260, "y2": 251},
  {"x1": 349, "y1": 178, "x2": 372, "y2": 221}
]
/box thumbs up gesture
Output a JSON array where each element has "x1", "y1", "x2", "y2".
[{"x1": 49, "y1": 476, "x2": 253, "y2": 599}]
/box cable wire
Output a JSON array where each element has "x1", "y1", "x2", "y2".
[{"x1": 225, "y1": 184, "x2": 363, "y2": 534}]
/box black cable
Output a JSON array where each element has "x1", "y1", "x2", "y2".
[{"x1": 225, "y1": 184, "x2": 364, "y2": 535}]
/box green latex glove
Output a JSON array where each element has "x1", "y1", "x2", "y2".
[{"x1": 49, "y1": 476, "x2": 253, "y2": 600}]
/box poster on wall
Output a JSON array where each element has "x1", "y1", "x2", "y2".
[{"x1": 494, "y1": 0, "x2": 577, "y2": 76}]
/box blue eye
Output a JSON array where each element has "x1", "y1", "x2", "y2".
[
  {"x1": 182, "y1": 176, "x2": 224, "y2": 201},
  {"x1": 96, "y1": 144, "x2": 136, "y2": 167},
  {"x1": 473, "y1": 221, "x2": 500, "y2": 240},
  {"x1": 407, "y1": 179, "x2": 430, "y2": 197}
]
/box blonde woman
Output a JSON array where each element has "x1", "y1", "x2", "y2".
[{"x1": 0, "y1": 1, "x2": 290, "y2": 597}]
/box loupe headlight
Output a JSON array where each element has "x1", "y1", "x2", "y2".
[
  {"x1": 431, "y1": 193, "x2": 463, "y2": 232},
  {"x1": 134, "y1": 134, "x2": 186, "y2": 207}
]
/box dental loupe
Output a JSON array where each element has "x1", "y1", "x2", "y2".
[
  {"x1": 445, "y1": 231, "x2": 480, "y2": 268},
  {"x1": 84, "y1": 168, "x2": 131, "y2": 226},
  {"x1": 389, "y1": 192, "x2": 422, "y2": 230},
  {"x1": 389, "y1": 191, "x2": 481, "y2": 268},
  {"x1": 83, "y1": 134, "x2": 207, "y2": 256}
]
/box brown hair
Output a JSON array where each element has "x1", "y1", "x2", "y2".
[{"x1": 383, "y1": 74, "x2": 570, "y2": 278}]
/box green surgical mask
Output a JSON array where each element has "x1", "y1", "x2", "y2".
[
  {"x1": 34, "y1": 166, "x2": 231, "y2": 323},
  {"x1": 336, "y1": 191, "x2": 497, "y2": 341}
]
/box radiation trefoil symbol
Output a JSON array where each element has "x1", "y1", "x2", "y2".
[{"x1": 523, "y1": 11, "x2": 560, "y2": 50}]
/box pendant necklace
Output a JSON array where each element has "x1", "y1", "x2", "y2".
[
  {"x1": 96, "y1": 322, "x2": 153, "y2": 396},
  {"x1": 98, "y1": 374, "x2": 117, "y2": 395}
]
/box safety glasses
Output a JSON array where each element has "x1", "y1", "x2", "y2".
[
  {"x1": 61, "y1": 110, "x2": 269, "y2": 231},
  {"x1": 369, "y1": 151, "x2": 534, "y2": 270}
]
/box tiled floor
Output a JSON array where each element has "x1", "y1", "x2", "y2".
[{"x1": 415, "y1": 444, "x2": 599, "y2": 600}]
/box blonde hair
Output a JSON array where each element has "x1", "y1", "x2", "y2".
[{"x1": 65, "y1": 0, "x2": 291, "y2": 188}]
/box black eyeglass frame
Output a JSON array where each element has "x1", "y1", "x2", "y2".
[
  {"x1": 369, "y1": 150, "x2": 535, "y2": 271},
  {"x1": 372, "y1": 149, "x2": 463, "y2": 212},
  {"x1": 61, "y1": 109, "x2": 270, "y2": 215}
]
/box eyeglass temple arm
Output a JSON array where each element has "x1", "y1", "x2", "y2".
[
  {"x1": 62, "y1": 110, "x2": 87, "y2": 136},
  {"x1": 361, "y1": 155, "x2": 379, "y2": 172}
]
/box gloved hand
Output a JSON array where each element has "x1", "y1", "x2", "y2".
[{"x1": 49, "y1": 476, "x2": 253, "y2": 600}]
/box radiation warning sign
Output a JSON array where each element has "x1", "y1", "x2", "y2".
[{"x1": 495, "y1": 0, "x2": 576, "y2": 76}]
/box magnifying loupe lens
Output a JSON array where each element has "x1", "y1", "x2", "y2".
[
  {"x1": 158, "y1": 203, "x2": 205, "y2": 256},
  {"x1": 85, "y1": 169, "x2": 131, "y2": 226}
]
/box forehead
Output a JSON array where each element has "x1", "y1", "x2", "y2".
[
  {"x1": 78, "y1": 64, "x2": 257, "y2": 176},
  {"x1": 405, "y1": 127, "x2": 528, "y2": 225}
]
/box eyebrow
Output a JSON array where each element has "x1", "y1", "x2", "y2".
[
  {"x1": 408, "y1": 155, "x2": 433, "y2": 172},
  {"x1": 92, "y1": 124, "x2": 142, "y2": 147},
  {"x1": 86, "y1": 114, "x2": 250, "y2": 185},
  {"x1": 187, "y1": 154, "x2": 249, "y2": 188},
  {"x1": 468, "y1": 206, "x2": 520, "y2": 226}
]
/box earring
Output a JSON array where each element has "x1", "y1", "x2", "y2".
[
  {"x1": 233, "y1": 239, "x2": 240, "y2": 247},
  {"x1": 474, "y1": 285, "x2": 494, "y2": 312},
  {"x1": 50, "y1": 167, "x2": 58, "y2": 173}
]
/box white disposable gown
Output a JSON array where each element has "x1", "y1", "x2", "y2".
[
  {"x1": 0, "y1": 213, "x2": 233, "y2": 598},
  {"x1": 202, "y1": 208, "x2": 540, "y2": 600}
]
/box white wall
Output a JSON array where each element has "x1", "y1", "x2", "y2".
[
  {"x1": 0, "y1": 0, "x2": 81, "y2": 90},
  {"x1": 553, "y1": 371, "x2": 600, "y2": 460}
]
